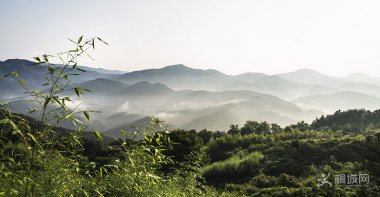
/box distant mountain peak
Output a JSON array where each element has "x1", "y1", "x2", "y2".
[
  {"x1": 118, "y1": 81, "x2": 173, "y2": 96},
  {"x1": 160, "y1": 64, "x2": 224, "y2": 74},
  {"x1": 162, "y1": 64, "x2": 189, "y2": 70},
  {"x1": 132, "y1": 81, "x2": 154, "y2": 86},
  {"x1": 345, "y1": 73, "x2": 374, "y2": 78},
  {"x1": 291, "y1": 68, "x2": 322, "y2": 75},
  {"x1": 279, "y1": 68, "x2": 329, "y2": 79},
  {"x1": 130, "y1": 81, "x2": 171, "y2": 90},
  {"x1": 82, "y1": 78, "x2": 122, "y2": 85},
  {"x1": 264, "y1": 75, "x2": 287, "y2": 80},
  {"x1": 3, "y1": 58, "x2": 34, "y2": 65},
  {"x1": 343, "y1": 72, "x2": 380, "y2": 85},
  {"x1": 237, "y1": 72, "x2": 266, "y2": 75}
]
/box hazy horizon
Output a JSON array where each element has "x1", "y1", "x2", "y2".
[
  {"x1": 2, "y1": 0, "x2": 380, "y2": 77},
  {"x1": 3, "y1": 58, "x2": 380, "y2": 78}
]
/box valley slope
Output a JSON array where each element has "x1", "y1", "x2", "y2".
[{"x1": 2, "y1": 59, "x2": 380, "y2": 137}]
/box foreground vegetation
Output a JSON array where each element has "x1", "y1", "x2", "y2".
[
  {"x1": 0, "y1": 37, "x2": 379, "y2": 196},
  {"x1": 2, "y1": 108, "x2": 379, "y2": 196},
  {"x1": 0, "y1": 109, "x2": 218, "y2": 196}
]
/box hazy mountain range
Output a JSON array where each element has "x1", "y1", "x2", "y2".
[{"x1": 2, "y1": 59, "x2": 380, "y2": 137}]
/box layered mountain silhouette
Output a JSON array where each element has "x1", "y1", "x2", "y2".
[
  {"x1": 294, "y1": 91, "x2": 380, "y2": 113},
  {"x1": 343, "y1": 73, "x2": 380, "y2": 85},
  {"x1": 0, "y1": 59, "x2": 121, "y2": 100},
  {"x1": 279, "y1": 69, "x2": 380, "y2": 98},
  {"x1": 2, "y1": 59, "x2": 380, "y2": 137},
  {"x1": 117, "y1": 64, "x2": 232, "y2": 91}
]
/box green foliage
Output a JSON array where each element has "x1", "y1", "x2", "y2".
[
  {"x1": 240, "y1": 121, "x2": 271, "y2": 135},
  {"x1": 0, "y1": 37, "x2": 215, "y2": 196},
  {"x1": 159, "y1": 129, "x2": 206, "y2": 174},
  {"x1": 207, "y1": 133, "x2": 271, "y2": 162},
  {"x1": 203, "y1": 127, "x2": 380, "y2": 196},
  {"x1": 203, "y1": 152, "x2": 264, "y2": 184},
  {"x1": 227, "y1": 124, "x2": 240, "y2": 135},
  {"x1": 198, "y1": 129, "x2": 225, "y2": 144},
  {"x1": 312, "y1": 109, "x2": 380, "y2": 133}
]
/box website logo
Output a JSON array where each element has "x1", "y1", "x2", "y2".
[{"x1": 317, "y1": 172, "x2": 370, "y2": 187}]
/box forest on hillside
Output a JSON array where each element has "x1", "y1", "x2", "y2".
[{"x1": 1, "y1": 106, "x2": 380, "y2": 196}]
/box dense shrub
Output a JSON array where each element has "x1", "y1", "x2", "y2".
[{"x1": 203, "y1": 152, "x2": 264, "y2": 184}]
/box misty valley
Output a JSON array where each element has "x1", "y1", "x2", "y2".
[
  {"x1": 3, "y1": 59, "x2": 380, "y2": 135},
  {"x1": 0, "y1": 56, "x2": 379, "y2": 196}
]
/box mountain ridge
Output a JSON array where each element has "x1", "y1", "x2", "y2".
[{"x1": 3, "y1": 58, "x2": 380, "y2": 135}]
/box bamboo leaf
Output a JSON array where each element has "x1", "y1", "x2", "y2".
[
  {"x1": 74, "y1": 87, "x2": 82, "y2": 97},
  {"x1": 0, "y1": 119, "x2": 9, "y2": 125},
  {"x1": 33, "y1": 56, "x2": 41, "y2": 62},
  {"x1": 28, "y1": 108, "x2": 37, "y2": 114},
  {"x1": 69, "y1": 49, "x2": 79, "y2": 53},
  {"x1": 48, "y1": 67, "x2": 55, "y2": 74},
  {"x1": 84, "y1": 111, "x2": 90, "y2": 122},
  {"x1": 43, "y1": 97, "x2": 51, "y2": 109},
  {"x1": 19, "y1": 80, "x2": 27, "y2": 86},
  {"x1": 97, "y1": 37, "x2": 109, "y2": 45},
  {"x1": 93, "y1": 131, "x2": 104, "y2": 140},
  {"x1": 52, "y1": 97, "x2": 67, "y2": 110},
  {"x1": 119, "y1": 130, "x2": 127, "y2": 136},
  {"x1": 77, "y1": 35, "x2": 83, "y2": 44},
  {"x1": 43, "y1": 54, "x2": 49, "y2": 62},
  {"x1": 9, "y1": 120, "x2": 23, "y2": 137},
  {"x1": 27, "y1": 133, "x2": 38, "y2": 144},
  {"x1": 76, "y1": 68, "x2": 86, "y2": 72},
  {"x1": 66, "y1": 112, "x2": 74, "y2": 119},
  {"x1": 11, "y1": 72, "x2": 19, "y2": 78}
]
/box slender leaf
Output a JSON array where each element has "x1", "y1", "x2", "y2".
[
  {"x1": 0, "y1": 119, "x2": 9, "y2": 125},
  {"x1": 93, "y1": 131, "x2": 104, "y2": 140},
  {"x1": 19, "y1": 80, "x2": 27, "y2": 86},
  {"x1": 43, "y1": 97, "x2": 51, "y2": 109},
  {"x1": 28, "y1": 108, "x2": 37, "y2": 114},
  {"x1": 66, "y1": 112, "x2": 74, "y2": 119},
  {"x1": 84, "y1": 111, "x2": 90, "y2": 122},
  {"x1": 74, "y1": 87, "x2": 82, "y2": 97},
  {"x1": 119, "y1": 130, "x2": 127, "y2": 136},
  {"x1": 33, "y1": 56, "x2": 41, "y2": 62},
  {"x1": 76, "y1": 68, "x2": 86, "y2": 72},
  {"x1": 77, "y1": 35, "x2": 83, "y2": 44}
]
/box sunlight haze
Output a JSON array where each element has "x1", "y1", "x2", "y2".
[{"x1": 1, "y1": 0, "x2": 380, "y2": 76}]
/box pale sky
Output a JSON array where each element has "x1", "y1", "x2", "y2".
[{"x1": 1, "y1": 0, "x2": 380, "y2": 76}]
